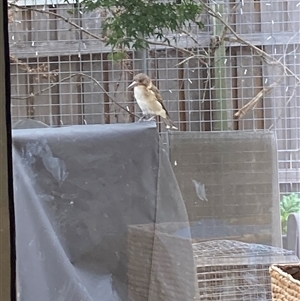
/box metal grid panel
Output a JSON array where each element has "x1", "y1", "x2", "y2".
[
  {"x1": 8, "y1": 0, "x2": 300, "y2": 195},
  {"x1": 168, "y1": 130, "x2": 282, "y2": 247},
  {"x1": 193, "y1": 240, "x2": 299, "y2": 301}
]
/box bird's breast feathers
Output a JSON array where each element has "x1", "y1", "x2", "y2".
[{"x1": 133, "y1": 85, "x2": 165, "y2": 116}]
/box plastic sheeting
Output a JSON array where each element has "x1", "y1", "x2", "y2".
[
  {"x1": 12, "y1": 122, "x2": 197, "y2": 301},
  {"x1": 168, "y1": 131, "x2": 282, "y2": 247}
]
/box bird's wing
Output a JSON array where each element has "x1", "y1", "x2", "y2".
[{"x1": 148, "y1": 84, "x2": 170, "y2": 115}]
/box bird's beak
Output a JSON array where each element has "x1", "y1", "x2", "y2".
[{"x1": 127, "y1": 81, "x2": 137, "y2": 89}]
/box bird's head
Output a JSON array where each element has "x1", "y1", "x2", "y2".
[{"x1": 127, "y1": 73, "x2": 151, "y2": 89}]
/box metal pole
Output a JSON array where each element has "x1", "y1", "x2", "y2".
[
  {"x1": 134, "y1": 34, "x2": 148, "y2": 74},
  {"x1": 134, "y1": 48, "x2": 148, "y2": 73},
  {"x1": 212, "y1": 0, "x2": 228, "y2": 131}
]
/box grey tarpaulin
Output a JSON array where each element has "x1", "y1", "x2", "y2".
[{"x1": 12, "y1": 122, "x2": 197, "y2": 301}]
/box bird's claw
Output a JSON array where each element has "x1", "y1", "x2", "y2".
[
  {"x1": 146, "y1": 116, "x2": 156, "y2": 121},
  {"x1": 138, "y1": 115, "x2": 147, "y2": 122},
  {"x1": 137, "y1": 115, "x2": 157, "y2": 123}
]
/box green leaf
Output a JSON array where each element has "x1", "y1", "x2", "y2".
[
  {"x1": 67, "y1": 9, "x2": 74, "y2": 15},
  {"x1": 280, "y1": 193, "x2": 300, "y2": 234},
  {"x1": 80, "y1": 0, "x2": 204, "y2": 49},
  {"x1": 107, "y1": 52, "x2": 127, "y2": 61}
]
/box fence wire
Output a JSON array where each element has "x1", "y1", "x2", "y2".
[{"x1": 8, "y1": 0, "x2": 300, "y2": 196}]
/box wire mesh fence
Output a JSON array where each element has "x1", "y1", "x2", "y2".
[
  {"x1": 7, "y1": 0, "x2": 300, "y2": 196},
  {"x1": 193, "y1": 240, "x2": 299, "y2": 301}
]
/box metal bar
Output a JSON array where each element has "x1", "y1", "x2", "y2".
[{"x1": 212, "y1": 0, "x2": 228, "y2": 131}]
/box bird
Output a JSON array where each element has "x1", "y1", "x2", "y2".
[{"x1": 127, "y1": 73, "x2": 178, "y2": 130}]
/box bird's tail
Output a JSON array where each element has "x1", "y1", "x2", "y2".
[{"x1": 161, "y1": 115, "x2": 178, "y2": 130}]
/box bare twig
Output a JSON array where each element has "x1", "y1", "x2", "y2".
[
  {"x1": 202, "y1": 62, "x2": 211, "y2": 102},
  {"x1": 8, "y1": 5, "x2": 139, "y2": 119},
  {"x1": 145, "y1": 39, "x2": 209, "y2": 66},
  {"x1": 9, "y1": 3, "x2": 107, "y2": 43},
  {"x1": 201, "y1": 1, "x2": 300, "y2": 83},
  {"x1": 10, "y1": 3, "x2": 210, "y2": 73},
  {"x1": 10, "y1": 55, "x2": 58, "y2": 81},
  {"x1": 145, "y1": 39, "x2": 195, "y2": 56},
  {"x1": 175, "y1": 54, "x2": 207, "y2": 66},
  {"x1": 10, "y1": 55, "x2": 31, "y2": 72},
  {"x1": 11, "y1": 72, "x2": 139, "y2": 119},
  {"x1": 234, "y1": 77, "x2": 282, "y2": 119},
  {"x1": 9, "y1": 0, "x2": 300, "y2": 124},
  {"x1": 199, "y1": 0, "x2": 300, "y2": 121},
  {"x1": 180, "y1": 29, "x2": 203, "y2": 49},
  {"x1": 11, "y1": 74, "x2": 75, "y2": 100}
]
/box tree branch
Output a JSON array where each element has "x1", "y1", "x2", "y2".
[
  {"x1": 10, "y1": 54, "x2": 58, "y2": 82},
  {"x1": 198, "y1": 0, "x2": 300, "y2": 121},
  {"x1": 11, "y1": 72, "x2": 139, "y2": 119},
  {"x1": 9, "y1": 1, "x2": 300, "y2": 124},
  {"x1": 234, "y1": 76, "x2": 282, "y2": 119},
  {"x1": 201, "y1": 0, "x2": 300, "y2": 83},
  {"x1": 145, "y1": 39, "x2": 208, "y2": 66},
  {"x1": 9, "y1": 3, "x2": 107, "y2": 43}
]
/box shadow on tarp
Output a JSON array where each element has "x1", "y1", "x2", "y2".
[{"x1": 12, "y1": 122, "x2": 196, "y2": 301}]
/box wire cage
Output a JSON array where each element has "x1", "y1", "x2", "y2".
[
  {"x1": 194, "y1": 240, "x2": 299, "y2": 301},
  {"x1": 127, "y1": 222, "x2": 299, "y2": 301}
]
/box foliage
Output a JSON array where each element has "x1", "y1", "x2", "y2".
[
  {"x1": 107, "y1": 51, "x2": 127, "y2": 61},
  {"x1": 78, "y1": 0, "x2": 203, "y2": 50},
  {"x1": 280, "y1": 193, "x2": 300, "y2": 235}
]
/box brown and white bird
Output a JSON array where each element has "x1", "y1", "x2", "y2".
[{"x1": 127, "y1": 73, "x2": 178, "y2": 130}]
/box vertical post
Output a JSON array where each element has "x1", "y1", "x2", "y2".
[
  {"x1": 134, "y1": 48, "x2": 148, "y2": 73},
  {"x1": 212, "y1": 0, "x2": 228, "y2": 131},
  {"x1": 142, "y1": 48, "x2": 148, "y2": 73},
  {"x1": 134, "y1": 34, "x2": 148, "y2": 73},
  {"x1": 0, "y1": 0, "x2": 16, "y2": 300},
  {"x1": 133, "y1": 37, "x2": 148, "y2": 120}
]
